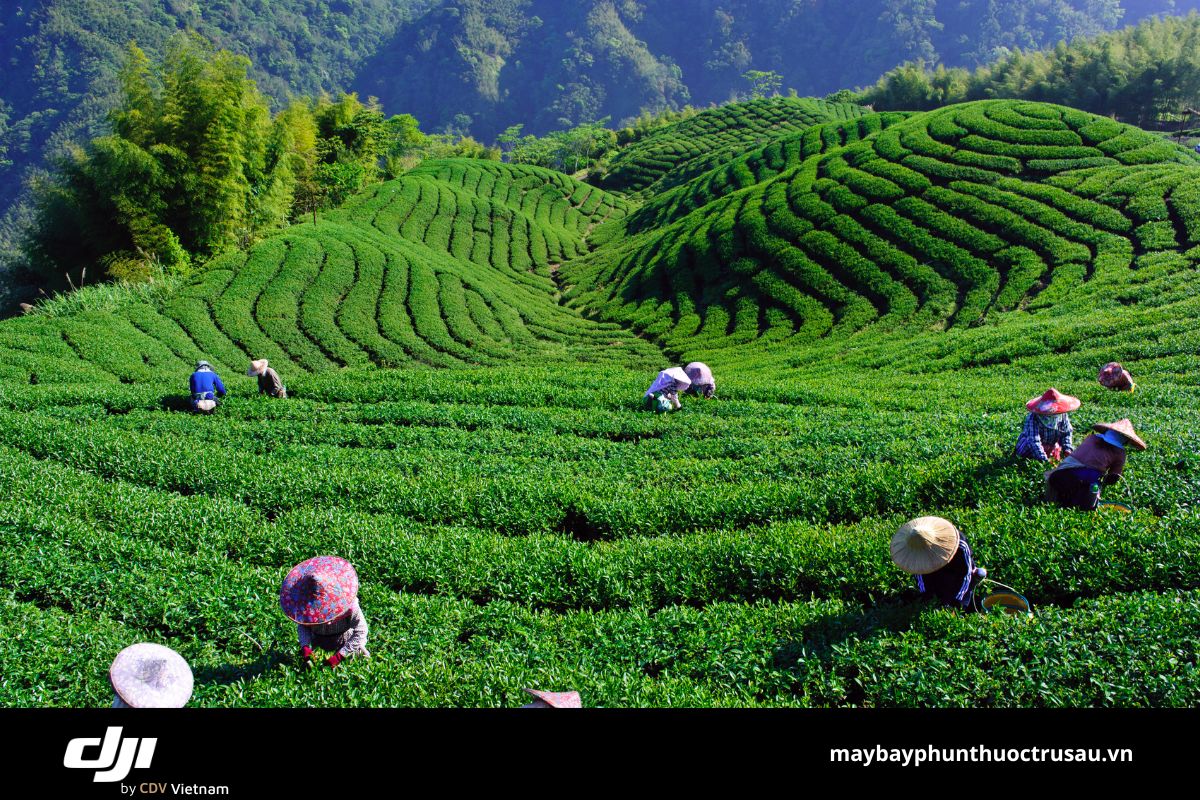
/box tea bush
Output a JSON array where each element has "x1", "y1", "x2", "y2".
[{"x1": 1, "y1": 98, "x2": 1198, "y2": 707}]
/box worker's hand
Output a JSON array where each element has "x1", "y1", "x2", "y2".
[
  {"x1": 326, "y1": 652, "x2": 344, "y2": 669},
  {"x1": 300, "y1": 645, "x2": 313, "y2": 666}
]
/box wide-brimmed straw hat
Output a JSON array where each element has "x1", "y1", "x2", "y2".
[
  {"x1": 521, "y1": 688, "x2": 583, "y2": 708},
  {"x1": 1026, "y1": 388, "x2": 1080, "y2": 415},
  {"x1": 109, "y1": 643, "x2": 194, "y2": 708},
  {"x1": 890, "y1": 517, "x2": 960, "y2": 575},
  {"x1": 1093, "y1": 419, "x2": 1147, "y2": 451},
  {"x1": 247, "y1": 359, "x2": 269, "y2": 376},
  {"x1": 195, "y1": 360, "x2": 212, "y2": 370},
  {"x1": 280, "y1": 556, "x2": 359, "y2": 625}
]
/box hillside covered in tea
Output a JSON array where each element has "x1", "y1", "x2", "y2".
[{"x1": 1, "y1": 98, "x2": 1198, "y2": 708}]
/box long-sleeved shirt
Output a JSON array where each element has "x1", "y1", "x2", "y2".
[
  {"x1": 645, "y1": 370, "x2": 690, "y2": 398},
  {"x1": 296, "y1": 600, "x2": 369, "y2": 657},
  {"x1": 257, "y1": 367, "x2": 285, "y2": 397},
  {"x1": 1053, "y1": 434, "x2": 1126, "y2": 484},
  {"x1": 189, "y1": 369, "x2": 227, "y2": 400},
  {"x1": 1015, "y1": 413, "x2": 1072, "y2": 462}
]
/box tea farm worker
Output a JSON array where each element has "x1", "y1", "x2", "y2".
[
  {"x1": 1045, "y1": 419, "x2": 1146, "y2": 511},
  {"x1": 189, "y1": 360, "x2": 226, "y2": 411},
  {"x1": 684, "y1": 362, "x2": 716, "y2": 399},
  {"x1": 1098, "y1": 362, "x2": 1136, "y2": 393},
  {"x1": 248, "y1": 358, "x2": 286, "y2": 398},
  {"x1": 644, "y1": 367, "x2": 691, "y2": 411},
  {"x1": 109, "y1": 643, "x2": 194, "y2": 708},
  {"x1": 280, "y1": 556, "x2": 369, "y2": 668},
  {"x1": 890, "y1": 516, "x2": 985, "y2": 611},
  {"x1": 1015, "y1": 388, "x2": 1078, "y2": 462}
]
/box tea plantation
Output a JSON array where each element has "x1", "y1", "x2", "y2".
[{"x1": 1, "y1": 99, "x2": 1198, "y2": 708}]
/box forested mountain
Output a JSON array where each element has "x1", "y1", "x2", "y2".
[
  {"x1": 3, "y1": 0, "x2": 1200, "y2": 284},
  {"x1": 0, "y1": 1, "x2": 435, "y2": 254},
  {"x1": 361, "y1": 0, "x2": 1200, "y2": 141}
]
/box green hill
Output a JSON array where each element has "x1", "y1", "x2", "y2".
[
  {"x1": 0, "y1": 161, "x2": 659, "y2": 384},
  {"x1": 1, "y1": 99, "x2": 1199, "y2": 709},
  {"x1": 599, "y1": 97, "x2": 871, "y2": 195},
  {"x1": 567, "y1": 100, "x2": 1200, "y2": 366}
]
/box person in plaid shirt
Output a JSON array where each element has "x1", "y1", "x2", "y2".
[{"x1": 1015, "y1": 388, "x2": 1078, "y2": 462}]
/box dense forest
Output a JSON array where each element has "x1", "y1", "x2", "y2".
[
  {"x1": 859, "y1": 10, "x2": 1200, "y2": 128},
  {"x1": 361, "y1": 0, "x2": 1200, "y2": 140},
  {"x1": 23, "y1": 35, "x2": 501, "y2": 288}
]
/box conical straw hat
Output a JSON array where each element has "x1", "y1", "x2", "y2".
[
  {"x1": 109, "y1": 643, "x2": 194, "y2": 708},
  {"x1": 1093, "y1": 419, "x2": 1147, "y2": 451},
  {"x1": 279, "y1": 556, "x2": 359, "y2": 624},
  {"x1": 1026, "y1": 388, "x2": 1080, "y2": 415},
  {"x1": 890, "y1": 517, "x2": 960, "y2": 575}
]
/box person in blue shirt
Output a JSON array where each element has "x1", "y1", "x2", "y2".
[{"x1": 189, "y1": 360, "x2": 226, "y2": 412}]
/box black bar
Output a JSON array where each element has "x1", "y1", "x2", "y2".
[{"x1": 3, "y1": 707, "x2": 1187, "y2": 793}]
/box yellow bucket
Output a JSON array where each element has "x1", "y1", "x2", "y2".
[{"x1": 980, "y1": 591, "x2": 1033, "y2": 617}]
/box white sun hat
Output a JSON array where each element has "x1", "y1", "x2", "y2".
[{"x1": 109, "y1": 643, "x2": 194, "y2": 708}]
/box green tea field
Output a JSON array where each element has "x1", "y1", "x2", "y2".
[{"x1": 2, "y1": 99, "x2": 1198, "y2": 707}]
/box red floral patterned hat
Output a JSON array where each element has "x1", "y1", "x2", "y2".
[
  {"x1": 280, "y1": 556, "x2": 359, "y2": 625},
  {"x1": 1026, "y1": 388, "x2": 1080, "y2": 415},
  {"x1": 521, "y1": 688, "x2": 583, "y2": 708}
]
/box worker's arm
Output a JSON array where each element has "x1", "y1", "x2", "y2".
[
  {"x1": 1061, "y1": 418, "x2": 1074, "y2": 455},
  {"x1": 296, "y1": 624, "x2": 314, "y2": 663},
  {"x1": 327, "y1": 605, "x2": 368, "y2": 668},
  {"x1": 1103, "y1": 450, "x2": 1127, "y2": 485},
  {"x1": 338, "y1": 607, "x2": 369, "y2": 658},
  {"x1": 213, "y1": 374, "x2": 227, "y2": 397}
]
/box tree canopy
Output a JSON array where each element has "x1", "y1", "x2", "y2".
[
  {"x1": 23, "y1": 35, "x2": 495, "y2": 286},
  {"x1": 858, "y1": 12, "x2": 1200, "y2": 127}
]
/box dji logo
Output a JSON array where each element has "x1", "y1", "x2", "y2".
[{"x1": 64, "y1": 727, "x2": 157, "y2": 782}]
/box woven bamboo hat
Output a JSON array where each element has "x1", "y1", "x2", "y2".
[
  {"x1": 247, "y1": 359, "x2": 269, "y2": 376},
  {"x1": 521, "y1": 688, "x2": 583, "y2": 708},
  {"x1": 1093, "y1": 419, "x2": 1147, "y2": 451},
  {"x1": 109, "y1": 643, "x2": 194, "y2": 708},
  {"x1": 1026, "y1": 388, "x2": 1080, "y2": 415},
  {"x1": 891, "y1": 517, "x2": 960, "y2": 575}
]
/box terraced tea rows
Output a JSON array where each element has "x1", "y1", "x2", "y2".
[
  {"x1": 565, "y1": 101, "x2": 1200, "y2": 367},
  {"x1": 0, "y1": 163, "x2": 660, "y2": 383},
  {"x1": 2, "y1": 363, "x2": 1197, "y2": 707},
  {"x1": 1, "y1": 98, "x2": 1198, "y2": 708},
  {"x1": 601, "y1": 97, "x2": 869, "y2": 196}
]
